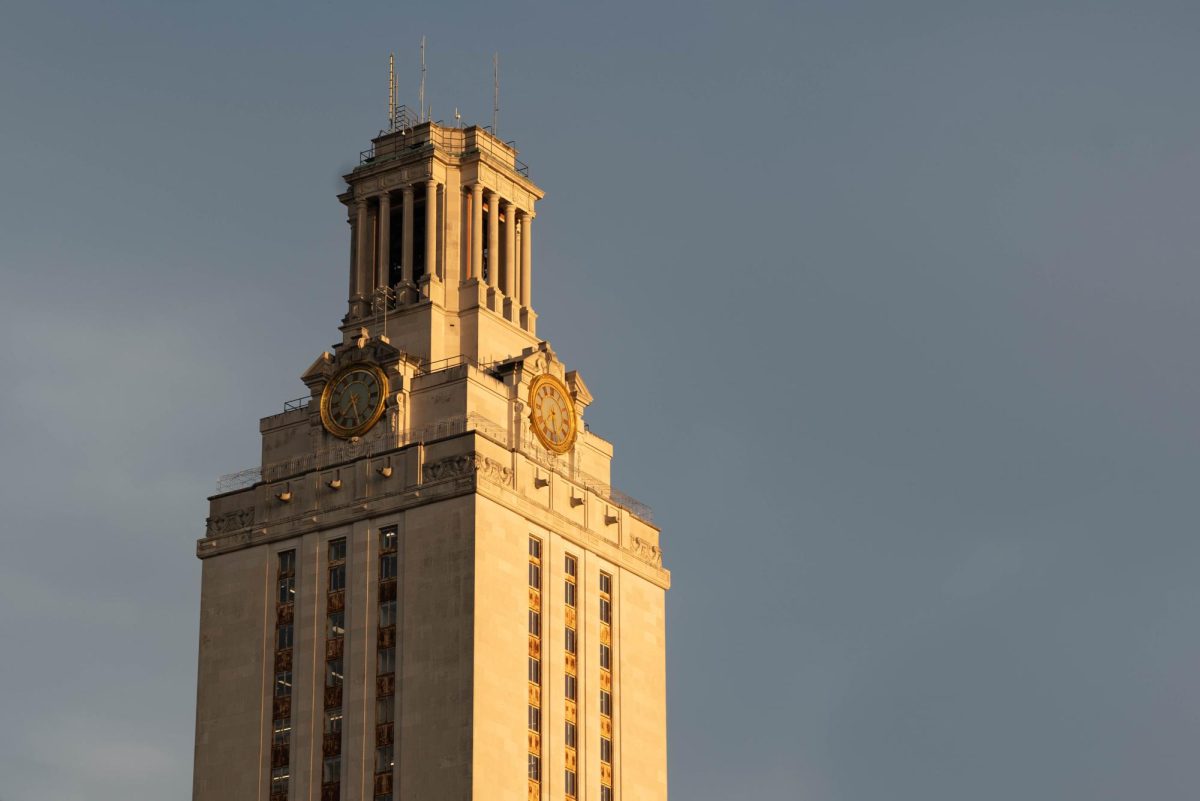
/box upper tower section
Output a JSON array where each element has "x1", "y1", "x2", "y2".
[{"x1": 338, "y1": 118, "x2": 545, "y2": 366}]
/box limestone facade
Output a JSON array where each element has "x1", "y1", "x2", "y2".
[{"x1": 194, "y1": 120, "x2": 669, "y2": 801}]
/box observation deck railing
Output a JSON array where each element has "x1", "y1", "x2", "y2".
[{"x1": 215, "y1": 411, "x2": 651, "y2": 522}]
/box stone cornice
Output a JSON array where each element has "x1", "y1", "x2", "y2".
[{"x1": 196, "y1": 451, "x2": 669, "y2": 589}]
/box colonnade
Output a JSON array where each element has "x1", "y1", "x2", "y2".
[
  {"x1": 350, "y1": 179, "x2": 441, "y2": 309},
  {"x1": 469, "y1": 183, "x2": 533, "y2": 309},
  {"x1": 348, "y1": 180, "x2": 533, "y2": 319}
]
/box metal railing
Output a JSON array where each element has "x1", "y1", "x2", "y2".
[
  {"x1": 413, "y1": 354, "x2": 507, "y2": 377},
  {"x1": 283, "y1": 396, "x2": 309, "y2": 413},
  {"x1": 357, "y1": 123, "x2": 530, "y2": 179}
]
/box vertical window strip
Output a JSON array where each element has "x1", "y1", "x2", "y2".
[
  {"x1": 564, "y1": 554, "x2": 578, "y2": 799},
  {"x1": 599, "y1": 571, "x2": 614, "y2": 800},
  {"x1": 323, "y1": 539, "x2": 347, "y2": 801},
  {"x1": 528, "y1": 537, "x2": 543, "y2": 799},
  {"x1": 375, "y1": 526, "x2": 398, "y2": 801},
  {"x1": 271, "y1": 550, "x2": 296, "y2": 801}
]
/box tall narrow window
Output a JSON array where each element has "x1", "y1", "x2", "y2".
[
  {"x1": 270, "y1": 550, "x2": 295, "y2": 801},
  {"x1": 599, "y1": 570, "x2": 615, "y2": 800},
  {"x1": 375, "y1": 526, "x2": 398, "y2": 801},
  {"x1": 527, "y1": 536, "x2": 543, "y2": 800},
  {"x1": 323, "y1": 538, "x2": 346, "y2": 801},
  {"x1": 564, "y1": 551, "x2": 579, "y2": 798}
]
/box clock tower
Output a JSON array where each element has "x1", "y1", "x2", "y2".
[{"x1": 192, "y1": 109, "x2": 670, "y2": 801}]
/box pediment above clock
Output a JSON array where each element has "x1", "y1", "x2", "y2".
[
  {"x1": 565, "y1": 370, "x2": 593, "y2": 408},
  {"x1": 301, "y1": 330, "x2": 406, "y2": 391},
  {"x1": 497, "y1": 342, "x2": 569, "y2": 384}
]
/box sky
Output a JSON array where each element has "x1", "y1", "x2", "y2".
[{"x1": 2, "y1": 1, "x2": 1199, "y2": 799}]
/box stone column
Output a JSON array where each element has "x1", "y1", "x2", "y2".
[
  {"x1": 401, "y1": 186, "x2": 414, "y2": 285},
  {"x1": 520, "y1": 211, "x2": 532, "y2": 307},
  {"x1": 471, "y1": 183, "x2": 484, "y2": 281},
  {"x1": 486, "y1": 191, "x2": 500, "y2": 289},
  {"x1": 376, "y1": 192, "x2": 391, "y2": 291},
  {"x1": 353, "y1": 197, "x2": 370, "y2": 315},
  {"x1": 346, "y1": 208, "x2": 357, "y2": 308},
  {"x1": 425, "y1": 179, "x2": 438, "y2": 280},
  {"x1": 503, "y1": 201, "x2": 516, "y2": 298}
]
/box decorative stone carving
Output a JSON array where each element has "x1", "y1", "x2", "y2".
[
  {"x1": 423, "y1": 452, "x2": 514, "y2": 487},
  {"x1": 206, "y1": 507, "x2": 255, "y2": 536},
  {"x1": 628, "y1": 535, "x2": 663, "y2": 568}
]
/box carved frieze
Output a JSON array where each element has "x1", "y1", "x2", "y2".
[
  {"x1": 206, "y1": 507, "x2": 255, "y2": 536},
  {"x1": 422, "y1": 452, "x2": 514, "y2": 487},
  {"x1": 628, "y1": 535, "x2": 664, "y2": 568}
]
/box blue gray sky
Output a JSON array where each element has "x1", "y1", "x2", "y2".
[{"x1": 2, "y1": 1, "x2": 1199, "y2": 799}]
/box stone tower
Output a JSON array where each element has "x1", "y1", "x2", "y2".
[{"x1": 192, "y1": 111, "x2": 669, "y2": 801}]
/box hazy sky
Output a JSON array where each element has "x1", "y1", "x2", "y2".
[{"x1": 3, "y1": 1, "x2": 1200, "y2": 799}]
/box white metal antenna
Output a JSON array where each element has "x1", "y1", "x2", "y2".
[
  {"x1": 493, "y1": 52, "x2": 500, "y2": 136},
  {"x1": 454, "y1": 107, "x2": 462, "y2": 128},
  {"x1": 419, "y1": 36, "x2": 427, "y2": 123},
  {"x1": 388, "y1": 53, "x2": 396, "y2": 130}
]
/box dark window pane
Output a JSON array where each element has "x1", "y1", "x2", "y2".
[
  {"x1": 379, "y1": 599, "x2": 396, "y2": 628},
  {"x1": 378, "y1": 646, "x2": 395, "y2": 674},
  {"x1": 376, "y1": 697, "x2": 393, "y2": 724},
  {"x1": 380, "y1": 527, "x2": 397, "y2": 552},
  {"x1": 329, "y1": 538, "x2": 346, "y2": 563},
  {"x1": 329, "y1": 564, "x2": 346, "y2": 592},
  {"x1": 277, "y1": 624, "x2": 294, "y2": 650},
  {"x1": 375, "y1": 745, "x2": 394, "y2": 773},
  {"x1": 326, "y1": 659, "x2": 343, "y2": 688}
]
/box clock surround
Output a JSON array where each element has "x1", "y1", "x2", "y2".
[
  {"x1": 319, "y1": 362, "x2": 389, "y2": 439},
  {"x1": 528, "y1": 373, "x2": 577, "y2": 454}
]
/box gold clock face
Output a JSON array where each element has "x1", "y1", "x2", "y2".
[
  {"x1": 528, "y1": 374, "x2": 576, "y2": 454},
  {"x1": 320, "y1": 363, "x2": 388, "y2": 439}
]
